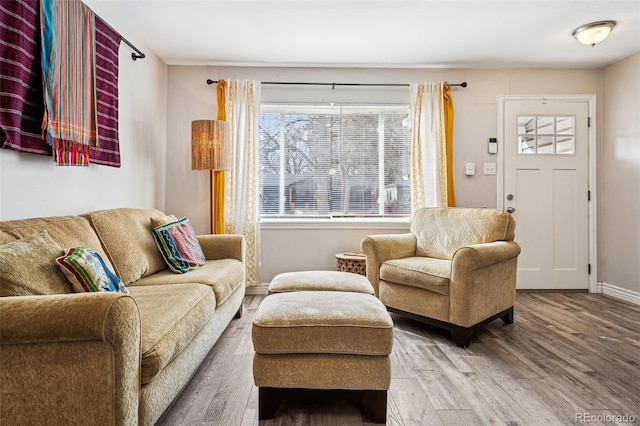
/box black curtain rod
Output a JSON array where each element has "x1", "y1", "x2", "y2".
[
  {"x1": 89, "y1": 6, "x2": 144, "y2": 61},
  {"x1": 206, "y1": 79, "x2": 467, "y2": 88},
  {"x1": 121, "y1": 37, "x2": 145, "y2": 61}
]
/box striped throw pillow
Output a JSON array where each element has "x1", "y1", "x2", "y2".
[
  {"x1": 152, "y1": 217, "x2": 206, "y2": 273},
  {"x1": 57, "y1": 247, "x2": 128, "y2": 293}
]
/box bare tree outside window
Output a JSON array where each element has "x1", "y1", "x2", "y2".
[{"x1": 259, "y1": 105, "x2": 411, "y2": 218}]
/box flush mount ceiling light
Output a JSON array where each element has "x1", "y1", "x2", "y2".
[{"x1": 572, "y1": 21, "x2": 617, "y2": 46}]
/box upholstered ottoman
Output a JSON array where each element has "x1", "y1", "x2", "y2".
[
  {"x1": 268, "y1": 270, "x2": 374, "y2": 294},
  {"x1": 252, "y1": 272, "x2": 393, "y2": 423}
]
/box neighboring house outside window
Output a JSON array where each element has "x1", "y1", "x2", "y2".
[{"x1": 259, "y1": 104, "x2": 411, "y2": 219}]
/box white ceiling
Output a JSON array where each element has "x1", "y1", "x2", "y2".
[{"x1": 87, "y1": 0, "x2": 640, "y2": 69}]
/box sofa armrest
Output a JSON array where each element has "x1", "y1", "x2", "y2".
[
  {"x1": 360, "y1": 233, "x2": 417, "y2": 295},
  {"x1": 0, "y1": 293, "x2": 141, "y2": 426},
  {"x1": 197, "y1": 234, "x2": 245, "y2": 262}
]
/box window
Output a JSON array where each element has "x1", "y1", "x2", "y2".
[
  {"x1": 259, "y1": 104, "x2": 411, "y2": 219},
  {"x1": 517, "y1": 115, "x2": 575, "y2": 155}
]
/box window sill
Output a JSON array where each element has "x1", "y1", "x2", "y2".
[{"x1": 259, "y1": 217, "x2": 410, "y2": 230}]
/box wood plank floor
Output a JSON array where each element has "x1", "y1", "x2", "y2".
[{"x1": 156, "y1": 293, "x2": 640, "y2": 425}]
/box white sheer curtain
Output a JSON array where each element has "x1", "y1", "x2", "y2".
[
  {"x1": 223, "y1": 80, "x2": 262, "y2": 287},
  {"x1": 410, "y1": 82, "x2": 448, "y2": 213}
]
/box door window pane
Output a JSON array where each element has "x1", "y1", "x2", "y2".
[
  {"x1": 517, "y1": 115, "x2": 575, "y2": 155},
  {"x1": 556, "y1": 117, "x2": 574, "y2": 135},
  {"x1": 536, "y1": 116, "x2": 554, "y2": 135},
  {"x1": 556, "y1": 137, "x2": 574, "y2": 154},
  {"x1": 537, "y1": 136, "x2": 554, "y2": 154},
  {"x1": 518, "y1": 136, "x2": 535, "y2": 154}
]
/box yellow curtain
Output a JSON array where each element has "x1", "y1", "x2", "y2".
[
  {"x1": 443, "y1": 82, "x2": 456, "y2": 207},
  {"x1": 211, "y1": 80, "x2": 228, "y2": 234},
  {"x1": 216, "y1": 80, "x2": 227, "y2": 121}
]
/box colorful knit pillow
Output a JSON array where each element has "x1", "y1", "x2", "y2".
[
  {"x1": 151, "y1": 214, "x2": 178, "y2": 228},
  {"x1": 57, "y1": 247, "x2": 128, "y2": 293},
  {"x1": 152, "y1": 217, "x2": 206, "y2": 273}
]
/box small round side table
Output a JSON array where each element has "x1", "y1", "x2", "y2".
[{"x1": 335, "y1": 252, "x2": 367, "y2": 276}]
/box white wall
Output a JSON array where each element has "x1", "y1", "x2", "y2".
[
  {"x1": 601, "y1": 52, "x2": 640, "y2": 295},
  {"x1": 0, "y1": 35, "x2": 168, "y2": 220},
  {"x1": 166, "y1": 66, "x2": 602, "y2": 283},
  {"x1": 260, "y1": 221, "x2": 409, "y2": 282}
]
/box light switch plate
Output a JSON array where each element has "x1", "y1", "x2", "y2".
[{"x1": 484, "y1": 163, "x2": 496, "y2": 175}]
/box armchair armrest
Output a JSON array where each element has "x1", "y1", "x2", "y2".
[
  {"x1": 360, "y1": 233, "x2": 417, "y2": 295},
  {"x1": 452, "y1": 241, "x2": 521, "y2": 270},
  {"x1": 197, "y1": 234, "x2": 245, "y2": 262},
  {"x1": 0, "y1": 293, "x2": 140, "y2": 425},
  {"x1": 449, "y1": 241, "x2": 521, "y2": 327}
]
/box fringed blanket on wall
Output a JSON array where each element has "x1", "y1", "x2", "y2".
[
  {"x1": 0, "y1": 0, "x2": 49, "y2": 155},
  {"x1": 40, "y1": 0, "x2": 97, "y2": 166},
  {"x1": 0, "y1": 0, "x2": 122, "y2": 167},
  {"x1": 92, "y1": 16, "x2": 122, "y2": 167}
]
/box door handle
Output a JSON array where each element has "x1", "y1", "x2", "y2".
[{"x1": 506, "y1": 207, "x2": 515, "y2": 213}]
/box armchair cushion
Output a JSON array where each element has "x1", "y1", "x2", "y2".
[
  {"x1": 380, "y1": 257, "x2": 451, "y2": 296},
  {"x1": 411, "y1": 207, "x2": 514, "y2": 259}
]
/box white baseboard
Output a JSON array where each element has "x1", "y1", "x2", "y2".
[
  {"x1": 246, "y1": 282, "x2": 640, "y2": 304},
  {"x1": 599, "y1": 282, "x2": 640, "y2": 306}
]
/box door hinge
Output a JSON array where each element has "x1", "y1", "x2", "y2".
[
  {"x1": 588, "y1": 117, "x2": 591, "y2": 128},
  {"x1": 588, "y1": 190, "x2": 591, "y2": 201},
  {"x1": 588, "y1": 264, "x2": 591, "y2": 275}
]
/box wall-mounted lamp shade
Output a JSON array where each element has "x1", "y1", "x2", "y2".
[
  {"x1": 572, "y1": 21, "x2": 616, "y2": 46},
  {"x1": 191, "y1": 120, "x2": 231, "y2": 170}
]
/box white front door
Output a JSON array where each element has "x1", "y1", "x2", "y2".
[{"x1": 500, "y1": 98, "x2": 591, "y2": 290}]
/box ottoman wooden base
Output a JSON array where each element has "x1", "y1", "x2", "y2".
[{"x1": 259, "y1": 387, "x2": 387, "y2": 423}]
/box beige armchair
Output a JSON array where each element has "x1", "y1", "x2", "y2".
[{"x1": 361, "y1": 207, "x2": 520, "y2": 348}]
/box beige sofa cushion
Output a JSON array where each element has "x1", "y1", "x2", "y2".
[
  {"x1": 0, "y1": 231, "x2": 72, "y2": 296},
  {"x1": 0, "y1": 231, "x2": 16, "y2": 244},
  {"x1": 131, "y1": 258, "x2": 244, "y2": 306},
  {"x1": 0, "y1": 215, "x2": 114, "y2": 272},
  {"x1": 252, "y1": 291, "x2": 393, "y2": 356},
  {"x1": 411, "y1": 207, "x2": 513, "y2": 260},
  {"x1": 128, "y1": 284, "x2": 216, "y2": 384},
  {"x1": 268, "y1": 270, "x2": 374, "y2": 294},
  {"x1": 86, "y1": 208, "x2": 168, "y2": 285},
  {"x1": 380, "y1": 257, "x2": 451, "y2": 296}
]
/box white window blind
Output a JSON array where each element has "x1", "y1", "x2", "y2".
[{"x1": 259, "y1": 104, "x2": 411, "y2": 218}]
